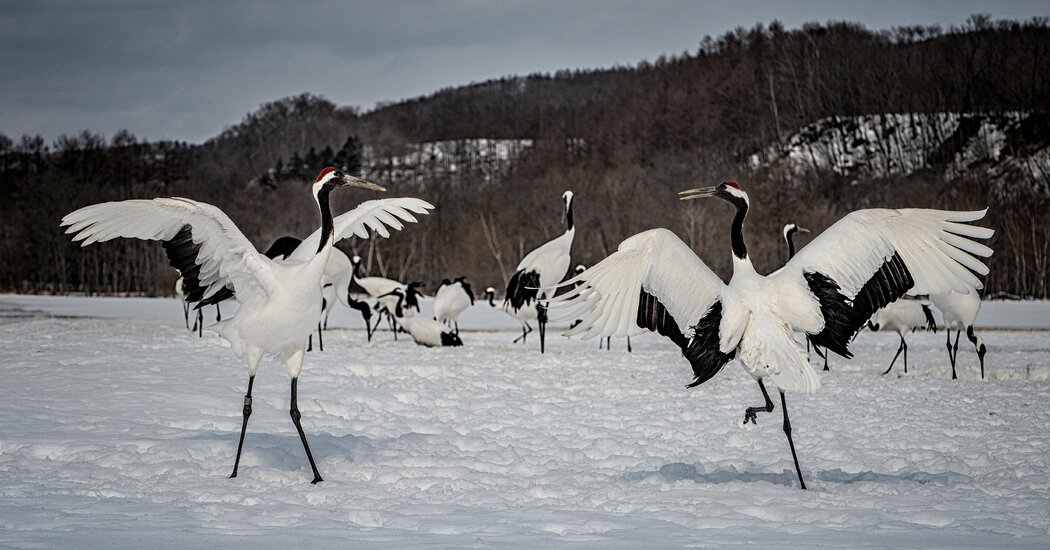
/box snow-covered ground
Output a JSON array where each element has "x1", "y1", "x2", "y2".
[{"x1": 1, "y1": 293, "x2": 1049, "y2": 548}]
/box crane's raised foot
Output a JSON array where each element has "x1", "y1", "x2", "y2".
[{"x1": 743, "y1": 378, "x2": 775, "y2": 425}]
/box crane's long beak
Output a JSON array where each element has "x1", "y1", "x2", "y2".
[
  {"x1": 798, "y1": 227, "x2": 811, "y2": 233},
  {"x1": 679, "y1": 187, "x2": 718, "y2": 201},
  {"x1": 342, "y1": 174, "x2": 386, "y2": 192}
]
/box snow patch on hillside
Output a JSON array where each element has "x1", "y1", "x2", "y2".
[{"x1": 750, "y1": 113, "x2": 1050, "y2": 194}]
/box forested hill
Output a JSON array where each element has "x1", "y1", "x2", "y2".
[{"x1": 2, "y1": 16, "x2": 1048, "y2": 298}]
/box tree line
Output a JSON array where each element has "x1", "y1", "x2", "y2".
[{"x1": 1, "y1": 15, "x2": 1047, "y2": 298}]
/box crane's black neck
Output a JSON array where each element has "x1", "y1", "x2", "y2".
[
  {"x1": 565, "y1": 199, "x2": 574, "y2": 231},
  {"x1": 785, "y1": 228, "x2": 797, "y2": 259},
  {"x1": 393, "y1": 292, "x2": 405, "y2": 318},
  {"x1": 315, "y1": 183, "x2": 336, "y2": 254},
  {"x1": 487, "y1": 293, "x2": 496, "y2": 307},
  {"x1": 729, "y1": 198, "x2": 748, "y2": 260}
]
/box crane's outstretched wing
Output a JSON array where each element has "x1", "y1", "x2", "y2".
[
  {"x1": 770, "y1": 208, "x2": 993, "y2": 358},
  {"x1": 62, "y1": 198, "x2": 280, "y2": 304},
  {"x1": 552, "y1": 228, "x2": 734, "y2": 386},
  {"x1": 284, "y1": 198, "x2": 435, "y2": 264}
]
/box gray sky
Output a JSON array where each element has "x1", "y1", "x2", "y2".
[{"x1": 2, "y1": 1, "x2": 1047, "y2": 144}]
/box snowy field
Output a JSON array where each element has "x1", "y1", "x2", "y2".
[{"x1": 1, "y1": 293, "x2": 1049, "y2": 549}]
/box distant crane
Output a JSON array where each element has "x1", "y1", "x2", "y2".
[
  {"x1": 380, "y1": 287, "x2": 463, "y2": 347},
  {"x1": 782, "y1": 223, "x2": 828, "y2": 371},
  {"x1": 555, "y1": 181, "x2": 993, "y2": 489},
  {"x1": 931, "y1": 289, "x2": 987, "y2": 379},
  {"x1": 355, "y1": 276, "x2": 423, "y2": 340},
  {"x1": 62, "y1": 167, "x2": 433, "y2": 483},
  {"x1": 484, "y1": 287, "x2": 538, "y2": 344},
  {"x1": 866, "y1": 299, "x2": 938, "y2": 375},
  {"x1": 330, "y1": 255, "x2": 376, "y2": 341},
  {"x1": 433, "y1": 276, "x2": 475, "y2": 334},
  {"x1": 505, "y1": 191, "x2": 575, "y2": 353}
]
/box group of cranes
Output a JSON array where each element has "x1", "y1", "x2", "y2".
[{"x1": 62, "y1": 173, "x2": 995, "y2": 491}]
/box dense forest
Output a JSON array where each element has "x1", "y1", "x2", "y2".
[{"x1": 2, "y1": 15, "x2": 1048, "y2": 299}]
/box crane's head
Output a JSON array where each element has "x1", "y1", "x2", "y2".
[
  {"x1": 313, "y1": 167, "x2": 385, "y2": 198},
  {"x1": 351, "y1": 255, "x2": 362, "y2": 266},
  {"x1": 574, "y1": 264, "x2": 586, "y2": 275},
  {"x1": 783, "y1": 223, "x2": 810, "y2": 238},
  {"x1": 484, "y1": 287, "x2": 496, "y2": 298},
  {"x1": 679, "y1": 181, "x2": 749, "y2": 208}
]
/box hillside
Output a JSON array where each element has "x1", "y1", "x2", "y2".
[{"x1": 1, "y1": 16, "x2": 1048, "y2": 297}]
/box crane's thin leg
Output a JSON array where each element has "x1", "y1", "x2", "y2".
[
  {"x1": 454, "y1": 320, "x2": 459, "y2": 335},
  {"x1": 967, "y1": 326, "x2": 985, "y2": 379},
  {"x1": 513, "y1": 322, "x2": 532, "y2": 344},
  {"x1": 627, "y1": 336, "x2": 632, "y2": 353},
  {"x1": 370, "y1": 311, "x2": 383, "y2": 339},
  {"x1": 307, "y1": 334, "x2": 312, "y2": 352},
  {"x1": 289, "y1": 377, "x2": 323, "y2": 484},
  {"x1": 780, "y1": 390, "x2": 807, "y2": 490},
  {"x1": 216, "y1": 303, "x2": 222, "y2": 322},
  {"x1": 744, "y1": 378, "x2": 775, "y2": 424},
  {"x1": 230, "y1": 374, "x2": 255, "y2": 479},
  {"x1": 197, "y1": 309, "x2": 204, "y2": 338},
  {"x1": 903, "y1": 338, "x2": 909, "y2": 373},
  {"x1": 538, "y1": 303, "x2": 548, "y2": 354},
  {"x1": 945, "y1": 330, "x2": 956, "y2": 378},
  {"x1": 317, "y1": 322, "x2": 323, "y2": 352},
  {"x1": 182, "y1": 302, "x2": 190, "y2": 330},
  {"x1": 882, "y1": 336, "x2": 906, "y2": 375},
  {"x1": 951, "y1": 329, "x2": 961, "y2": 379}
]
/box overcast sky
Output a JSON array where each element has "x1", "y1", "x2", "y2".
[{"x1": 2, "y1": 1, "x2": 1047, "y2": 145}]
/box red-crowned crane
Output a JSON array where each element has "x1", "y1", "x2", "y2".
[
  {"x1": 553, "y1": 181, "x2": 993, "y2": 489},
  {"x1": 931, "y1": 289, "x2": 987, "y2": 379},
  {"x1": 380, "y1": 287, "x2": 463, "y2": 347},
  {"x1": 61, "y1": 167, "x2": 433, "y2": 483},
  {"x1": 330, "y1": 255, "x2": 376, "y2": 341},
  {"x1": 783, "y1": 223, "x2": 829, "y2": 371},
  {"x1": 433, "y1": 276, "x2": 475, "y2": 334},
  {"x1": 866, "y1": 299, "x2": 938, "y2": 375},
  {"x1": 483, "y1": 287, "x2": 537, "y2": 344},
  {"x1": 505, "y1": 191, "x2": 574, "y2": 353},
  {"x1": 354, "y1": 275, "x2": 422, "y2": 340}
]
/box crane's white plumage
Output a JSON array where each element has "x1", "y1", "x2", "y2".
[
  {"x1": 931, "y1": 288, "x2": 986, "y2": 378},
  {"x1": 551, "y1": 180, "x2": 994, "y2": 489},
  {"x1": 932, "y1": 289, "x2": 982, "y2": 330},
  {"x1": 872, "y1": 299, "x2": 936, "y2": 337},
  {"x1": 60, "y1": 167, "x2": 433, "y2": 483},
  {"x1": 433, "y1": 277, "x2": 475, "y2": 332},
  {"x1": 868, "y1": 298, "x2": 937, "y2": 375},
  {"x1": 320, "y1": 247, "x2": 353, "y2": 325}
]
